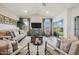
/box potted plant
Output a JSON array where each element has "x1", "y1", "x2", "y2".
[
  {"x1": 17, "y1": 18, "x2": 25, "y2": 29},
  {"x1": 34, "y1": 32, "x2": 40, "y2": 38}
]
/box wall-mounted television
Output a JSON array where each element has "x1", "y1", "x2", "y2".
[{"x1": 31, "y1": 23, "x2": 41, "y2": 28}]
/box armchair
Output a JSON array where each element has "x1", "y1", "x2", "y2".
[
  {"x1": 11, "y1": 43, "x2": 30, "y2": 55},
  {"x1": 45, "y1": 36, "x2": 79, "y2": 55},
  {"x1": 68, "y1": 40, "x2": 79, "y2": 55}
]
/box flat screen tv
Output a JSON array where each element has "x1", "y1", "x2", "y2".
[{"x1": 31, "y1": 23, "x2": 41, "y2": 28}]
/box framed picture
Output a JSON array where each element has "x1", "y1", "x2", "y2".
[
  {"x1": 9, "y1": 18, "x2": 13, "y2": 25},
  {"x1": 11, "y1": 19, "x2": 17, "y2": 25},
  {"x1": 0, "y1": 14, "x2": 17, "y2": 25},
  {"x1": 15, "y1": 20, "x2": 17, "y2": 25},
  {"x1": 14, "y1": 20, "x2": 17, "y2": 25},
  {"x1": 12, "y1": 19, "x2": 15, "y2": 25},
  {"x1": 4, "y1": 17, "x2": 9, "y2": 24},
  {"x1": 0, "y1": 14, "x2": 5, "y2": 24},
  {"x1": 8, "y1": 18, "x2": 10, "y2": 24}
]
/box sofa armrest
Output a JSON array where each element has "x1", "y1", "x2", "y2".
[
  {"x1": 47, "y1": 42, "x2": 68, "y2": 55},
  {"x1": 10, "y1": 44, "x2": 28, "y2": 55},
  {"x1": 0, "y1": 36, "x2": 11, "y2": 40}
]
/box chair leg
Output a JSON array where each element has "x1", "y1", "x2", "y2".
[
  {"x1": 45, "y1": 42, "x2": 47, "y2": 55},
  {"x1": 28, "y1": 43, "x2": 30, "y2": 55}
]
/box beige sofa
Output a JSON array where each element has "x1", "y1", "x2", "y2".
[
  {"x1": 0, "y1": 39, "x2": 17, "y2": 55},
  {"x1": 46, "y1": 36, "x2": 79, "y2": 55},
  {"x1": 68, "y1": 40, "x2": 79, "y2": 55},
  {"x1": 0, "y1": 40, "x2": 9, "y2": 55}
]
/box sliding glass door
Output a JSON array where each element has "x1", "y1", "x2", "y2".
[
  {"x1": 43, "y1": 18, "x2": 52, "y2": 36},
  {"x1": 52, "y1": 20, "x2": 64, "y2": 37},
  {"x1": 23, "y1": 18, "x2": 30, "y2": 33},
  {"x1": 74, "y1": 16, "x2": 79, "y2": 38},
  {"x1": 19, "y1": 18, "x2": 30, "y2": 35}
]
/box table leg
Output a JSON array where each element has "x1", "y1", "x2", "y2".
[{"x1": 37, "y1": 45, "x2": 39, "y2": 55}]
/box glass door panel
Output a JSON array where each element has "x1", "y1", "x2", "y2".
[
  {"x1": 43, "y1": 18, "x2": 52, "y2": 36},
  {"x1": 52, "y1": 20, "x2": 64, "y2": 37},
  {"x1": 23, "y1": 19, "x2": 30, "y2": 33}
]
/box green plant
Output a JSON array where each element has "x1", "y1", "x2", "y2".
[
  {"x1": 34, "y1": 32, "x2": 40, "y2": 38},
  {"x1": 17, "y1": 19, "x2": 25, "y2": 29},
  {"x1": 46, "y1": 34, "x2": 52, "y2": 37}
]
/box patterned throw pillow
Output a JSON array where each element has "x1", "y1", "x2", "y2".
[{"x1": 11, "y1": 41, "x2": 18, "y2": 52}]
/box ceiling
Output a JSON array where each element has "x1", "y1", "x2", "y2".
[{"x1": 0, "y1": 3, "x2": 79, "y2": 17}]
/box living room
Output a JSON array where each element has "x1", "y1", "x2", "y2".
[{"x1": 0, "y1": 3, "x2": 79, "y2": 55}]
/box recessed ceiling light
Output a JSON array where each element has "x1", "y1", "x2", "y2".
[
  {"x1": 46, "y1": 11, "x2": 49, "y2": 14},
  {"x1": 24, "y1": 10, "x2": 28, "y2": 13},
  {"x1": 42, "y1": 3, "x2": 46, "y2": 6}
]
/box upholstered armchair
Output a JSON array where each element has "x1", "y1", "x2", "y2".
[
  {"x1": 0, "y1": 40, "x2": 9, "y2": 55},
  {"x1": 68, "y1": 40, "x2": 79, "y2": 55},
  {"x1": 45, "y1": 37, "x2": 79, "y2": 55},
  {"x1": 0, "y1": 39, "x2": 29, "y2": 55}
]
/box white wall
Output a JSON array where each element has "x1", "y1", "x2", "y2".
[
  {"x1": 29, "y1": 15, "x2": 43, "y2": 29},
  {"x1": 25, "y1": 15, "x2": 52, "y2": 23},
  {"x1": 30, "y1": 15, "x2": 42, "y2": 23},
  {"x1": 68, "y1": 5, "x2": 79, "y2": 36},
  {"x1": 0, "y1": 6, "x2": 19, "y2": 31}
]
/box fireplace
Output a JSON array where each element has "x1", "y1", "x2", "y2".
[
  {"x1": 30, "y1": 23, "x2": 43, "y2": 36},
  {"x1": 31, "y1": 23, "x2": 41, "y2": 28}
]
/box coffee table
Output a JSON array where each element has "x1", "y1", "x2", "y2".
[{"x1": 31, "y1": 37, "x2": 43, "y2": 55}]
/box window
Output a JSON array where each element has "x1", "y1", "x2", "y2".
[
  {"x1": 22, "y1": 18, "x2": 30, "y2": 35},
  {"x1": 43, "y1": 18, "x2": 52, "y2": 36},
  {"x1": 52, "y1": 20, "x2": 64, "y2": 37},
  {"x1": 23, "y1": 19, "x2": 29, "y2": 33}
]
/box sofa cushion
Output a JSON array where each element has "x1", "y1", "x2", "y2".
[
  {"x1": 13, "y1": 33, "x2": 26, "y2": 42},
  {"x1": 0, "y1": 40, "x2": 9, "y2": 54},
  {"x1": 11, "y1": 41, "x2": 18, "y2": 52},
  {"x1": 5, "y1": 40, "x2": 13, "y2": 54},
  {"x1": 47, "y1": 46, "x2": 59, "y2": 55}
]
